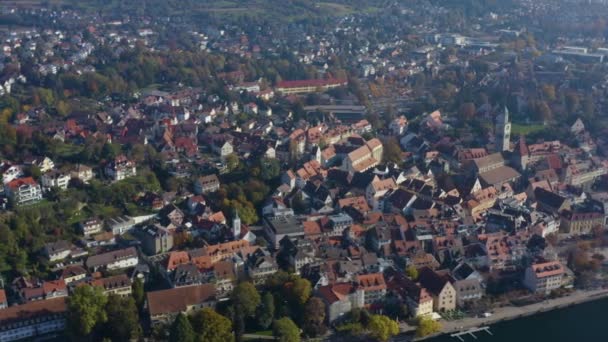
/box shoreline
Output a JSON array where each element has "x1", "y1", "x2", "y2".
[{"x1": 413, "y1": 289, "x2": 608, "y2": 341}]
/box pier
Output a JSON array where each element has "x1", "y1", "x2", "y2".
[{"x1": 450, "y1": 326, "x2": 492, "y2": 341}]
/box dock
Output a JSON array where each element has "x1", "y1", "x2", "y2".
[{"x1": 450, "y1": 326, "x2": 492, "y2": 341}]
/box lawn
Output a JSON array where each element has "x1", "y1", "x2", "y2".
[{"x1": 511, "y1": 123, "x2": 546, "y2": 135}]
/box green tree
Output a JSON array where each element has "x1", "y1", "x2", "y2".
[
  {"x1": 289, "y1": 278, "x2": 312, "y2": 306},
  {"x1": 367, "y1": 315, "x2": 399, "y2": 342},
  {"x1": 302, "y1": 297, "x2": 327, "y2": 337},
  {"x1": 231, "y1": 282, "x2": 261, "y2": 317},
  {"x1": 104, "y1": 295, "x2": 141, "y2": 341},
  {"x1": 406, "y1": 266, "x2": 419, "y2": 280},
  {"x1": 382, "y1": 137, "x2": 403, "y2": 164},
  {"x1": 67, "y1": 285, "x2": 108, "y2": 337},
  {"x1": 259, "y1": 157, "x2": 281, "y2": 180},
  {"x1": 257, "y1": 292, "x2": 275, "y2": 329},
  {"x1": 170, "y1": 313, "x2": 195, "y2": 342},
  {"x1": 415, "y1": 316, "x2": 442, "y2": 338},
  {"x1": 273, "y1": 317, "x2": 300, "y2": 342},
  {"x1": 191, "y1": 308, "x2": 234, "y2": 342},
  {"x1": 225, "y1": 153, "x2": 240, "y2": 172},
  {"x1": 132, "y1": 278, "x2": 145, "y2": 310}
]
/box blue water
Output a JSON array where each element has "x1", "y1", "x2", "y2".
[{"x1": 429, "y1": 298, "x2": 608, "y2": 342}]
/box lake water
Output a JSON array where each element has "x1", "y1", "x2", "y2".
[{"x1": 429, "y1": 298, "x2": 608, "y2": 342}]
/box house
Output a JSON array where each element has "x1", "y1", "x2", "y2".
[
  {"x1": 0, "y1": 297, "x2": 67, "y2": 342},
  {"x1": 1, "y1": 164, "x2": 24, "y2": 184},
  {"x1": 59, "y1": 265, "x2": 87, "y2": 285},
  {"x1": 70, "y1": 164, "x2": 94, "y2": 183},
  {"x1": 147, "y1": 284, "x2": 216, "y2": 325},
  {"x1": 523, "y1": 261, "x2": 565, "y2": 294},
  {"x1": 356, "y1": 273, "x2": 387, "y2": 307},
  {"x1": 453, "y1": 279, "x2": 483, "y2": 307},
  {"x1": 417, "y1": 267, "x2": 457, "y2": 312},
  {"x1": 104, "y1": 155, "x2": 136, "y2": 181},
  {"x1": 90, "y1": 274, "x2": 132, "y2": 297},
  {"x1": 85, "y1": 247, "x2": 139, "y2": 271},
  {"x1": 137, "y1": 224, "x2": 174, "y2": 255},
  {"x1": 535, "y1": 188, "x2": 570, "y2": 214},
  {"x1": 214, "y1": 261, "x2": 237, "y2": 296},
  {"x1": 194, "y1": 174, "x2": 221, "y2": 194},
  {"x1": 366, "y1": 177, "x2": 398, "y2": 211},
  {"x1": 5, "y1": 177, "x2": 43, "y2": 206},
  {"x1": 387, "y1": 273, "x2": 434, "y2": 317},
  {"x1": 23, "y1": 156, "x2": 54, "y2": 173},
  {"x1": 43, "y1": 240, "x2": 72, "y2": 262},
  {"x1": 246, "y1": 249, "x2": 279, "y2": 285},
  {"x1": 212, "y1": 141, "x2": 234, "y2": 158},
  {"x1": 317, "y1": 283, "x2": 365, "y2": 323},
  {"x1": 389, "y1": 116, "x2": 408, "y2": 136},
  {"x1": 560, "y1": 210, "x2": 604, "y2": 235},
  {"x1": 40, "y1": 170, "x2": 70, "y2": 190},
  {"x1": 342, "y1": 139, "x2": 383, "y2": 173},
  {"x1": 80, "y1": 218, "x2": 103, "y2": 237}
]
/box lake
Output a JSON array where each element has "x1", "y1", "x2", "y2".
[{"x1": 429, "y1": 297, "x2": 608, "y2": 342}]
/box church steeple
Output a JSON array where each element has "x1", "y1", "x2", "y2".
[
  {"x1": 232, "y1": 209, "x2": 241, "y2": 240},
  {"x1": 496, "y1": 106, "x2": 511, "y2": 152}
]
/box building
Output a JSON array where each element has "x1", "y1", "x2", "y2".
[
  {"x1": 560, "y1": 210, "x2": 604, "y2": 235},
  {"x1": 43, "y1": 240, "x2": 72, "y2": 262},
  {"x1": 70, "y1": 164, "x2": 94, "y2": 183},
  {"x1": 524, "y1": 261, "x2": 565, "y2": 294},
  {"x1": 59, "y1": 265, "x2": 87, "y2": 285},
  {"x1": 342, "y1": 139, "x2": 383, "y2": 173},
  {"x1": 106, "y1": 216, "x2": 136, "y2": 235},
  {"x1": 275, "y1": 78, "x2": 347, "y2": 95},
  {"x1": 0, "y1": 289, "x2": 6, "y2": 309},
  {"x1": 5, "y1": 177, "x2": 43, "y2": 206},
  {"x1": 104, "y1": 155, "x2": 136, "y2": 181},
  {"x1": 317, "y1": 283, "x2": 365, "y2": 323},
  {"x1": 495, "y1": 106, "x2": 511, "y2": 152},
  {"x1": 40, "y1": 170, "x2": 70, "y2": 190},
  {"x1": 137, "y1": 224, "x2": 174, "y2": 255},
  {"x1": 418, "y1": 267, "x2": 457, "y2": 312},
  {"x1": 0, "y1": 297, "x2": 67, "y2": 342},
  {"x1": 356, "y1": 273, "x2": 387, "y2": 306},
  {"x1": 453, "y1": 279, "x2": 483, "y2": 307},
  {"x1": 85, "y1": 247, "x2": 139, "y2": 271},
  {"x1": 264, "y1": 214, "x2": 305, "y2": 248},
  {"x1": 194, "y1": 174, "x2": 221, "y2": 194},
  {"x1": 147, "y1": 284, "x2": 216, "y2": 325},
  {"x1": 90, "y1": 274, "x2": 132, "y2": 297},
  {"x1": 79, "y1": 219, "x2": 103, "y2": 237}
]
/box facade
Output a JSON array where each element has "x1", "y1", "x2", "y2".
[
  {"x1": 342, "y1": 139, "x2": 383, "y2": 173},
  {"x1": 453, "y1": 279, "x2": 483, "y2": 307},
  {"x1": 70, "y1": 164, "x2": 94, "y2": 183},
  {"x1": 524, "y1": 261, "x2": 565, "y2": 294},
  {"x1": 263, "y1": 214, "x2": 305, "y2": 248},
  {"x1": 5, "y1": 177, "x2": 43, "y2": 206},
  {"x1": 317, "y1": 283, "x2": 365, "y2": 323},
  {"x1": 356, "y1": 273, "x2": 387, "y2": 306},
  {"x1": 275, "y1": 78, "x2": 347, "y2": 95},
  {"x1": 80, "y1": 219, "x2": 103, "y2": 237},
  {"x1": 137, "y1": 224, "x2": 174, "y2": 255},
  {"x1": 560, "y1": 210, "x2": 604, "y2": 235},
  {"x1": 418, "y1": 267, "x2": 457, "y2": 312},
  {"x1": 90, "y1": 274, "x2": 132, "y2": 297},
  {"x1": 43, "y1": 240, "x2": 72, "y2": 262}
]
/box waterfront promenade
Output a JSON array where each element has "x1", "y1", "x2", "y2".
[{"x1": 417, "y1": 289, "x2": 608, "y2": 341}]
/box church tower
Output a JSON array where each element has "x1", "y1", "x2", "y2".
[
  {"x1": 232, "y1": 210, "x2": 241, "y2": 240},
  {"x1": 496, "y1": 106, "x2": 511, "y2": 152}
]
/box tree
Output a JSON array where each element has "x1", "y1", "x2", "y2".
[
  {"x1": 415, "y1": 317, "x2": 441, "y2": 338},
  {"x1": 191, "y1": 308, "x2": 234, "y2": 342},
  {"x1": 67, "y1": 285, "x2": 108, "y2": 338},
  {"x1": 273, "y1": 317, "x2": 300, "y2": 342},
  {"x1": 406, "y1": 266, "x2": 419, "y2": 280},
  {"x1": 104, "y1": 295, "x2": 141, "y2": 341},
  {"x1": 459, "y1": 102, "x2": 476, "y2": 120},
  {"x1": 382, "y1": 137, "x2": 403, "y2": 165},
  {"x1": 259, "y1": 157, "x2": 281, "y2": 180},
  {"x1": 170, "y1": 313, "x2": 195, "y2": 342},
  {"x1": 541, "y1": 84, "x2": 556, "y2": 102},
  {"x1": 231, "y1": 282, "x2": 261, "y2": 317},
  {"x1": 288, "y1": 278, "x2": 312, "y2": 306},
  {"x1": 257, "y1": 292, "x2": 275, "y2": 330},
  {"x1": 367, "y1": 315, "x2": 399, "y2": 342},
  {"x1": 225, "y1": 153, "x2": 240, "y2": 172},
  {"x1": 302, "y1": 297, "x2": 327, "y2": 337},
  {"x1": 132, "y1": 278, "x2": 145, "y2": 310}
]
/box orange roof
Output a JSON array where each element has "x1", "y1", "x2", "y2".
[
  {"x1": 166, "y1": 251, "x2": 190, "y2": 271},
  {"x1": 7, "y1": 177, "x2": 37, "y2": 189},
  {"x1": 356, "y1": 273, "x2": 387, "y2": 292},
  {"x1": 531, "y1": 261, "x2": 564, "y2": 278}
]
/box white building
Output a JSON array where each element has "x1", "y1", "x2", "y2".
[
  {"x1": 41, "y1": 170, "x2": 70, "y2": 190},
  {"x1": 524, "y1": 261, "x2": 565, "y2": 294}
]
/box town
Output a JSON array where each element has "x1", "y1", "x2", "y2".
[{"x1": 1, "y1": 0, "x2": 608, "y2": 342}]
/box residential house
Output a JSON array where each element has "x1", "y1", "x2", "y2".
[
  {"x1": 43, "y1": 240, "x2": 72, "y2": 262},
  {"x1": 40, "y1": 170, "x2": 70, "y2": 190},
  {"x1": 5, "y1": 177, "x2": 43, "y2": 206},
  {"x1": 137, "y1": 224, "x2": 174, "y2": 255},
  {"x1": 70, "y1": 164, "x2": 94, "y2": 183},
  {"x1": 194, "y1": 174, "x2": 221, "y2": 194},
  {"x1": 317, "y1": 283, "x2": 365, "y2": 323},
  {"x1": 523, "y1": 261, "x2": 565, "y2": 294},
  {"x1": 342, "y1": 139, "x2": 383, "y2": 173},
  {"x1": 356, "y1": 273, "x2": 387, "y2": 307},
  {"x1": 79, "y1": 219, "x2": 103, "y2": 237},
  {"x1": 104, "y1": 155, "x2": 136, "y2": 181},
  {"x1": 417, "y1": 267, "x2": 457, "y2": 312},
  {"x1": 59, "y1": 265, "x2": 87, "y2": 285},
  {"x1": 90, "y1": 274, "x2": 132, "y2": 297},
  {"x1": 247, "y1": 249, "x2": 279, "y2": 285}
]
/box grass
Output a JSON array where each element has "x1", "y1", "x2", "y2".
[{"x1": 511, "y1": 123, "x2": 546, "y2": 135}]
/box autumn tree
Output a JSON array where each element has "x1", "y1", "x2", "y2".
[
  {"x1": 273, "y1": 317, "x2": 300, "y2": 342},
  {"x1": 367, "y1": 314, "x2": 399, "y2": 342},
  {"x1": 191, "y1": 308, "x2": 234, "y2": 342},
  {"x1": 231, "y1": 282, "x2": 261, "y2": 317},
  {"x1": 415, "y1": 316, "x2": 442, "y2": 337}
]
